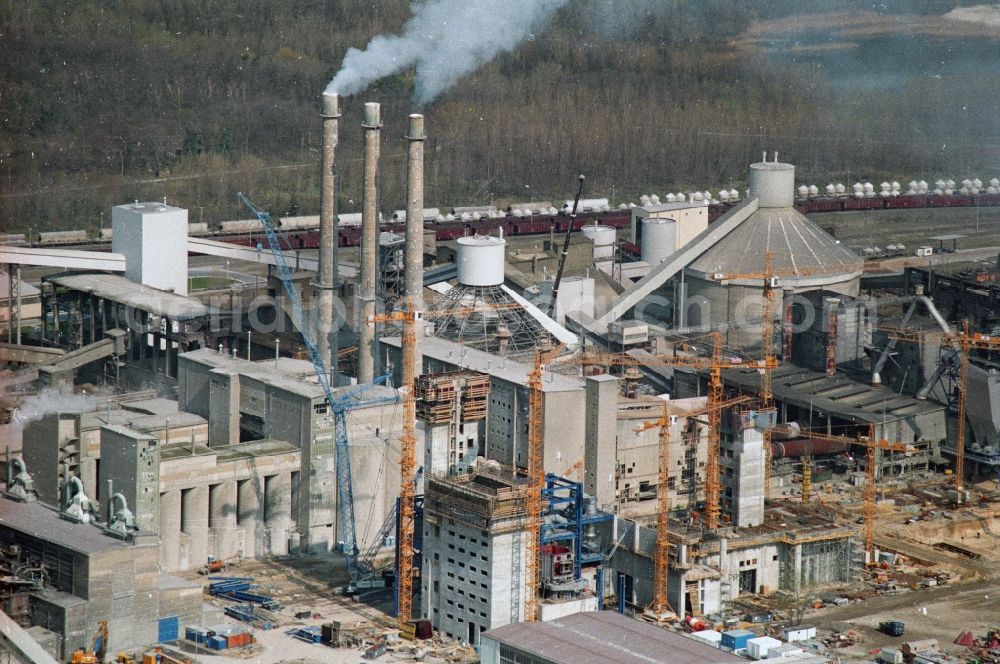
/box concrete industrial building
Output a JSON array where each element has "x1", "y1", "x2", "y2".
[
  {"x1": 111, "y1": 202, "x2": 189, "y2": 296},
  {"x1": 177, "y1": 347, "x2": 402, "y2": 556},
  {"x1": 0, "y1": 494, "x2": 201, "y2": 659},
  {"x1": 382, "y1": 336, "x2": 590, "y2": 476},
  {"x1": 416, "y1": 370, "x2": 490, "y2": 480},
  {"x1": 3, "y1": 83, "x2": 995, "y2": 662},
  {"x1": 604, "y1": 395, "x2": 710, "y2": 518},
  {"x1": 630, "y1": 200, "x2": 709, "y2": 266},
  {"x1": 607, "y1": 501, "x2": 855, "y2": 617},
  {"x1": 683, "y1": 161, "x2": 862, "y2": 347},
  {"x1": 421, "y1": 467, "x2": 531, "y2": 645}
]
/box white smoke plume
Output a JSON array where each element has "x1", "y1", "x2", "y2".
[
  {"x1": 0, "y1": 386, "x2": 104, "y2": 451},
  {"x1": 327, "y1": 0, "x2": 569, "y2": 105}
]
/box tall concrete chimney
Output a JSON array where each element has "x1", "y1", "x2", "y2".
[
  {"x1": 317, "y1": 92, "x2": 340, "y2": 381},
  {"x1": 358, "y1": 102, "x2": 382, "y2": 384},
  {"x1": 404, "y1": 113, "x2": 426, "y2": 370}
]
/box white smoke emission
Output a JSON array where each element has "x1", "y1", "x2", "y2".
[
  {"x1": 327, "y1": 0, "x2": 569, "y2": 105},
  {"x1": 0, "y1": 386, "x2": 104, "y2": 449}
]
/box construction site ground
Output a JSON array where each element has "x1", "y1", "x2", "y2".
[
  {"x1": 167, "y1": 555, "x2": 477, "y2": 664},
  {"x1": 807, "y1": 579, "x2": 1000, "y2": 660},
  {"x1": 777, "y1": 476, "x2": 1000, "y2": 661}
]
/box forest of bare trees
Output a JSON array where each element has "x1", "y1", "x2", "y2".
[{"x1": 2, "y1": 0, "x2": 998, "y2": 233}]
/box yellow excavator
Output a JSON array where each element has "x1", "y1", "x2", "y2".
[{"x1": 69, "y1": 620, "x2": 107, "y2": 663}]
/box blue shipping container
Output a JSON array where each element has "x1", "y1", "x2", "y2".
[
  {"x1": 721, "y1": 629, "x2": 755, "y2": 651},
  {"x1": 208, "y1": 635, "x2": 228, "y2": 650},
  {"x1": 158, "y1": 616, "x2": 179, "y2": 642}
]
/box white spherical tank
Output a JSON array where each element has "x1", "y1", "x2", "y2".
[
  {"x1": 748, "y1": 161, "x2": 795, "y2": 207},
  {"x1": 457, "y1": 235, "x2": 506, "y2": 286},
  {"x1": 640, "y1": 218, "x2": 677, "y2": 265}
]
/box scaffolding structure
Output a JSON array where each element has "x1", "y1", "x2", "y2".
[
  {"x1": 415, "y1": 371, "x2": 490, "y2": 424},
  {"x1": 425, "y1": 284, "x2": 549, "y2": 358},
  {"x1": 423, "y1": 468, "x2": 531, "y2": 536}
]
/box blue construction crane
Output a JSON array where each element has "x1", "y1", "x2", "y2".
[{"x1": 237, "y1": 193, "x2": 398, "y2": 586}]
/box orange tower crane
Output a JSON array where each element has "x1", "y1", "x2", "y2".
[
  {"x1": 368, "y1": 297, "x2": 420, "y2": 626},
  {"x1": 524, "y1": 342, "x2": 564, "y2": 622},
  {"x1": 885, "y1": 320, "x2": 1000, "y2": 494},
  {"x1": 707, "y1": 250, "x2": 784, "y2": 498},
  {"x1": 796, "y1": 426, "x2": 913, "y2": 560},
  {"x1": 950, "y1": 322, "x2": 1000, "y2": 493},
  {"x1": 521, "y1": 335, "x2": 775, "y2": 620},
  {"x1": 552, "y1": 333, "x2": 777, "y2": 529},
  {"x1": 633, "y1": 394, "x2": 751, "y2": 616}
]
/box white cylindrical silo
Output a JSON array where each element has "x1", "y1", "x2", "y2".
[
  {"x1": 640, "y1": 218, "x2": 677, "y2": 265},
  {"x1": 582, "y1": 224, "x2": 616, "y2": 259},
  {"x1": 457, "y1": 235, "x2": 506, "y2": 286},
  {"x1": 748, "y1": 161, "x2": 795, "y2": 207}
]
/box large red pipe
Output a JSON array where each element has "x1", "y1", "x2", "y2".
[{"x1": 770, "y1": 438, "x2": 849, "y2": 459}]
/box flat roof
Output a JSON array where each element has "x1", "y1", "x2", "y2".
[
  {"x1": 0, "y1": 497, "x2": 146, "y2": 556},
  {"x1": 180, "y1": 347, "x2": 400, "y2": 402},
  {"x1": 928, "y1": 234, "x2": 966, "y2": 241},
  {"x1": 483, "y1": 611, "x2": 743, "y2": 664},
  {"x1": 81, "y1": 408, "x2": 206, "y2": 433},
  {"x1": 47, "y1": 273, "x2": 211, "y2": 320},
  {"x1": 159, "y1": 438, "x2": 298, "y2": 462},
  {"x1": 715, "y1": 364, "x2": 944, "y2": 425},
  {"x1": 381, "y1": 336, "x2": 584, "y2": 393}
]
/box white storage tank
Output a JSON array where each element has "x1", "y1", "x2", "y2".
[
  {"x1": 581, "y1": 224, "x2": 616, "y2": 269},
  {"x1": 640, "y1": 217, "x2": 676, "y2": 265},
  {"x1": 456, "y1": 235, "x2": 506, "y2": 286},
  {"x1": 749, "y1": 161, "x2": 795, "y2": 207}
]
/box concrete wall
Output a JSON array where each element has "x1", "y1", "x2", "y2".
[
  {"x1": 208, "y1": 368, "x2": 241, "y2": 446},
  {"x1": 421, "y1": 515, "x2": 525, "y2": 645},
  {"x1": 177, "y1": 354, "x2": 212, "y2": 418},
  {"x1": 614, "y1": 405, "x2": 708, "y2": 519},
  {"x1": 157, "y1": 445, "x2": 300, "y2": 570},
  {"x1": 684, "y1": 277, "x2": 860, "y2": 350},
  {"x1": 99, "y1": 426, "x2": 160, "y2": 532},
  {"x1": 112, "y1": 202, "x2": 188, "y2": 296},
  {"x1": 722, "y1": 426, "x2": 765, "y2": 528},
  {"x1": 21, "y1": 414, "x2": 64, "y2": 504},
  {"x1": 585, "y1": 375, "x2": 618, "y2": 509}
]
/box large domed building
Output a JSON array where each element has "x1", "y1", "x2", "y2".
[{"x1": 683, "y1": 159, "x2": 862, "y2": 347}]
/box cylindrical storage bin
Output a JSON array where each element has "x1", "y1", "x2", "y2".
[
  {"x1": 748, "y1": 161, "x2": 795, "y2": 208},
  {"x1": 456, "y1": 235, "x2": 505, "y2": 286},
  {"x1": 581, "y1": 224, "x2": 616, "y2": 261},
  {"x1": 640, "y1": 218, "x2": 677, "y2": 265}
]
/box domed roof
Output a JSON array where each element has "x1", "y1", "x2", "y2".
[{"x1": 687, "y1": 205, "x2": 860, "y2": 280}]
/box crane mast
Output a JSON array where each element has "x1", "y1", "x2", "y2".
[
  {"x1": 236, "y1": 193, "x2": 397, "y2": 585},
  {"x1": 368, "y1": 299, "x2": 420, "y2": 625}
]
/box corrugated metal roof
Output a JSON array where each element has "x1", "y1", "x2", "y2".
[
  {"x1": 687, "y1": 207, "x2": 859, "y2": 278},
  {"x1": 483, "y1": 611, "x2": 744, "y2": 664}
]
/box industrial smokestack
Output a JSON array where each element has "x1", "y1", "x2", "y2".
[
  {"x1": 405, "y1": 113, "x2": 426, "y2": 370},
  {"x1": 358, "y1": 102, "x2": 382, "y2": 384},
  {"x1": 317, "y1": 92, "x2": 340, "y2": 381}
]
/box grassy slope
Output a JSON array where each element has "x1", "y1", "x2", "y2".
[{"x1": 1, "y1": 1, "x2": 997, "y2": 234}]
